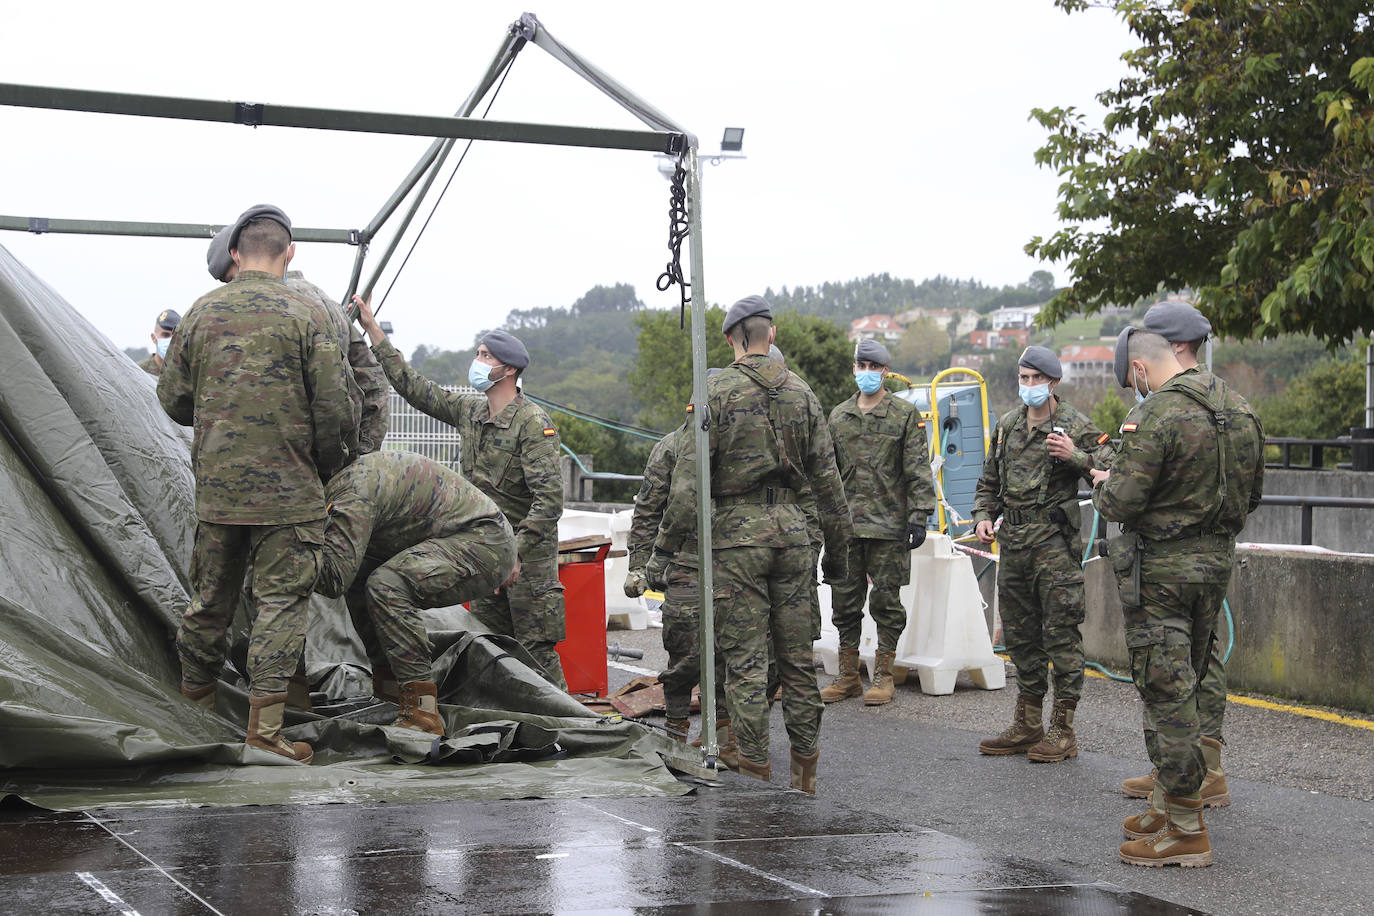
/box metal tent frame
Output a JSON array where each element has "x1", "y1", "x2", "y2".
[{"x1": 0, "y1": 12, "x2": 723, "y2": 765}]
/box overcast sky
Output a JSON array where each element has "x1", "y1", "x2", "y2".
[{"x1": 0, "y1": 1, "x2": 1133, "y2": 354}]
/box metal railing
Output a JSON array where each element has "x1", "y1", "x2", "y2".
[
  {"x1": 1078, "y1": 490, "x2": 1374, "y2": 547},
  {"x1": 381, "y1": 387, "x2": 467, "y2": 468},
  {"x1": 1266, "y1": 437, "x2": 1364, "y2": 470}
]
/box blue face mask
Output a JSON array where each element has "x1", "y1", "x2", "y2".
[
  {"x1": 468, "y1": 358, "x2": 498, "y2": 392},
  {"x1": 156, "y1": 337, "x2": 171, "y2": 359},
  {"x1": 1134, "y1": 366, "x2": 1151, "y2": 403},
  {"x1": 1019, "y1": 383, "x2": 1051, "y2": 408},
  {"x1": 855, "y1": 369, "x2": 884, "y2": 395}
]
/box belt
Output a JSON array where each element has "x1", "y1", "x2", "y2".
[
  {"x1": 714, "y1": 487, "x2": 798, "y2": 507},
  {"x1": 1002, "y1": 505, "x2": 1064, "y2": 526},
  {"x1": 1140, "y1": 532, "x2": 1233, "y2": 556}
]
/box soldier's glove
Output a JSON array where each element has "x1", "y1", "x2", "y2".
[
  {"x1": 906, "y1": 524, "x2": 927, "y2": 551},
  {"x1": 820, "y1": 547, "x2": 848, "y2": 584},
  {"x1": 645, "y1": 551, "x2": 672, "y2": 592},
  {"x1": 623, "y1": 568, "x2": 648, "y2": 599}
]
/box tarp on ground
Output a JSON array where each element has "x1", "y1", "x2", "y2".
[{"x1": 0, "y1": 242, "x2": 695, "y2": 810}]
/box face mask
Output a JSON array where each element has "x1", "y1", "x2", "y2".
[
  {"x1": 1134, "y1": 366, "x2": 1151, "y2": 403},
  {"x1": 855, "y1": 369, "x2": 884, "y2": 395},
  {"x1": 156, "y1": 337, "x2": 171, "y2": 359},
  {"x1": 468, "y1": 359, "x2": 498, "y2": 392},
  {"x1": 1019, "y1": 383, "x2": 1051, "y2": 408}
]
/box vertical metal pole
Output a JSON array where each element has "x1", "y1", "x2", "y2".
[
  {"x1": 1300, "y1": 504, "x2": 1313, "y2": 546},
  {"x1": 1365, "y1": 340, "x2": 1372, "y2": 429},
  {"x1": 685, "y1": 145, "x2": 718, "y2": 763}
]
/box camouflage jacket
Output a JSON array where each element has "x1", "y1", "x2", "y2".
[
  {"x1": 372, "y1": 338, "x2": 563, "y2": 559},
  {"x1": 973, "y1": 398, "x2": 1112, "y2": 550},
  {"x1": 286, "y1": 272, "x2": 391, "y2": 454},
  {"x1": 628, "y1": 423, "x2": 704, "y2": 570},
  {"x1": 137, "y1": 353, "x2": 161, "y2": 376},
  {"x1": 320, "y1": 450, "x2": 509, "y2": 594},
  {"x1": 157, "y1": 270, "x2": 359, "y2": 525},
  {"x1": 829, "y1": 391, "x2": 936, "y2": 540},
  {"x1": 1095, "y1": 367, "x2": 1264, "y2": 544},
  {"x1": 656, "y1": 353, "x2": 853, "y2": 556}
]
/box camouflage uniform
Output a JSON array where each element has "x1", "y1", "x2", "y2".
[
  {"x1": 1094, "y1": 367, "x2": 1263, "y2": 798},
  {"x1": 285, "y1": 272, "x2": 391, "y2": 454},
  {"x1": 157, "y1": 269, "x2": 358, "y2": 697},
  {"x1": 973, "y1": 400, "x2": 1111, "y2": 703},
  {"x1": 371, "y1": 338, "x2": 568, "y2": 689},
  {"x1": 319, "y1": 451, "x2": 517, "y2": 684},
  {"x1": 656, "y1": 353, "x2": 853, "y2": 765},
  {"x1": 628, "y1": 423, "x2": 728, "y2": 721},
  {"x1": 137, "y1": 353, "x2": 161, "y2": 376},
  {"x1": 828, "y1": 392, "x2": 936, "y2": 651}
]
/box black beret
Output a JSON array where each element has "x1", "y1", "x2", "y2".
[
  {"x1": 854, "y1": 339, "x2": 891, "y2": 366},
  {"x1": 482, "y1": 330, "x2": 529, "y2": 369},
  {"x1": 722, "y1": 295, "x2": 772, "y2": 334},
  {"x1": 206, "y1": 226, "x2": 234, "y2": 281},
  {"x1": 1113, "y1": 326, "x2": 1137, "y2": 388},
  {"x1": 1143, "y1": 300, "x2": 1211, "y2": 343},
  {"x1": 1018, "y1": 345, "x2": 1061, "y2": 380},
  {"x1": 228, "y1": 204, "x2": 292, "y2": 251}
]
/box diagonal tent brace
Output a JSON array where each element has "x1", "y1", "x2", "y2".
[{"x1": 0, "y1": 11, "x2": 722, "y2": 766}]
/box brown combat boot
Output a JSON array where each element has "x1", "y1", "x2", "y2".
[
  {"x1": 863, "y1": 650, "x2": 897, "y2": 706},
  {"x1": 1119, "y1": 794, "x2": 1213, "y2": 867},
  {"x1": 789, "y1": 747, "x2": 819, "y2": 795},
  {"x1": 1122, "y1": 737, "x2": 1230, "y2": 807},
  {"x1": 820, "y1": 648, "x2": 864, "y2": 704},
  {"x1": 1027, "y1": 699, "x2": 1078, "y2": 762},
  {"x1": 737, "y1": 756, "x2": 771, "y2": 782},
  {"x1": 393, "y1": 681, "x2": 444, "y2": 736},
  {"x1": 978, "y1": 693, "x2": 1043, "y2": 755},
  {"x1": 1121, "y1": 768, "x2": 1157, "y2": 799},
  {"x1": 1124, "y1": 782, "x2": 1168, "y2": 840},
  {"x1": 664, "y1": 717, "x2": 690, "y2": 744},
  {"x1": 246, "y1": 693, "x2": 314, "y2": 764},
  {"x1": 370, "y1": 660, "x2": 400, "y2": 704},
  {"x1": 180, "y1": 682, "x2": 216, "y2": 710},
  {"x1": 285, "y1": 673, "x2": 313, "y2": 713}
]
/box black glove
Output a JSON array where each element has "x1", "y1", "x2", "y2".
[
  {"x1": 907, "y1": 524, "x2": 927, "y2": 551},
  {"x1": 645, "y1": 551, "x2": 672, "y2": 591},
  {"x1": 821, "y1": 547, "x2": 847, "y2": 583}
]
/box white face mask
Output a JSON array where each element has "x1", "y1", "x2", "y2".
[{"x1": 156, "y1": 337, "x2": 171, "y2": 359}]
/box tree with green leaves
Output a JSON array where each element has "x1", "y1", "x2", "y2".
[
  {"x1": 1027, "y1": 1, "x2": 1374, "y2": 343},
  {"x1": 889, "y1": 315, "x2": 952, "y2": 376}
]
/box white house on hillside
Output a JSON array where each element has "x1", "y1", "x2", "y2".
[
  {"x1": 991, "y1": 304, "x2": 1042, "y2": 331},
  {"x1": 1059, "y1": 344, "x2": 1115, "y2": 384},
  {"x1": 848, "y1": 314, "x2": 905, "y2": 344}
]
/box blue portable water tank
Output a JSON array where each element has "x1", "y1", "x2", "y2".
[{"x1": 895, "y1": 382, "x2": 997, "y2": 534}]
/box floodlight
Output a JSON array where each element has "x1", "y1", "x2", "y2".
[{"x1": 720, "y1": 127, "x2": 745, "y2": 152}]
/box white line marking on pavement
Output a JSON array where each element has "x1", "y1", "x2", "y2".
[
  {"x1": 84, "y1": 813, "x2": 226, "y2": 915},
  {"x1": 74, "y1": 872, "x2": 140, "y2": 915}
]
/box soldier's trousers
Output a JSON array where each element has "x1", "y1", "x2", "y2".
[
  {"x1": 713, "y1": 544, "x2": 821, "y2": 765},
  {"x1": 1116, "y1": 551, "x2": 1231, "y2": 798},
  {"x1": 828, "y1": 537, "x2": 910, "y2": 652},
  {"x1": 470, "y1": 546, "x2": 567, "y2": 690},
  {"x1": 1198, "y1": 619, "x2": 1228, "y2": 742},
  {"x1": 179, "y1": 519, "x2": 323, "y2": 697},
  {"x1": 997, "y1": 536, "x2": 1085, "y2": 701},
  {"x1": 661, "y1": 561, "x2": 729, "y2": 721},
  {"x1": 346, "y1": 520, "x2": 517, "y2": 684}
]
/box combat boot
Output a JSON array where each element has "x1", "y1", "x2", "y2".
[
  {"x1": 1124, "y1": 782, "x2": 1168, "y2": 840},
  {"x1": 820, "y1": 648, "x2": 863, "y2": 703},
  {"x1": 285, "y1": 673, "x2": 313, "y2": 713},
  {"x1": 737, "y1": 756, "x2": 771, "y2": 782},
  {"x1": 1119, "y1": 794, "x2": 1213, "y2": 868},
  {"x1": 1027, "y1": 698, "x2": 1078, "y2": 762},
  {"x1": 789, "y1": 747, "x2": 819, "y2": 795},
  {"x1": 370, "y1": 660, "x2": 400, "y2": 704},
  {"x1": 180, "y1": 682, "x2": 216, "y2": 710},
  {"x1": 246, "y1": 693, "x2": 314, "y2": 764},
  {"x1": 1121, "y1": 768, "x2": 1156, "y2": 799},
  {"x1": 978, "y1": 693, "x2": 1043, "y2": 755},
  {"x1": 1199, "y1": 736, "x2": 1230, "y2": 806},
  {"x1": 393, "y1": 681, "x2": 444, "y2": 736},
  {"x1": 863, "y1": 650, "x2": 897, "y2": 706},
  {"x1": 664, "y1": 717, "x2": 690, "y2": 744}
]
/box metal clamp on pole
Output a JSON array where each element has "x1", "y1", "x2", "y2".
[
  {"x1": 27, "y1": 217, "x2": 48, "y2": 234},
  {"x1": 234, "y1": 102, "x2": 264, "y2": 127}
]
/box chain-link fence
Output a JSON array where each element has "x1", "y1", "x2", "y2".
[{"x1": 381, "y1": 386, "x2": 470, "y2": 469}]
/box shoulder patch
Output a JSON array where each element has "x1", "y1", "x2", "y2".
[
  {"x1": 543, "y1": 427, "x2": 557, "y2": 436},
  {"x1": 1096, "y1": 432, "x2": 1110, "y2": 445},
  {"x1": 1121, "y1": 423, "x2": 1138, "y2": 433},
  {"x1": 916, "y1": 420, "x2": 926, "y2": 428}
]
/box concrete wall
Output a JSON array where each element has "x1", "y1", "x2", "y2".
[
  {"x1": 1081, "y1": 548, "x2": 1374, "y2": 714},
  {"x1": 1239, "y1": 469, "x2": 1374, "y2": 553}
]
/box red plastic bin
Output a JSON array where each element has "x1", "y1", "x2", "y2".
[{"x1": 555, "y1": 544, "x2": 609, "y2": 696}]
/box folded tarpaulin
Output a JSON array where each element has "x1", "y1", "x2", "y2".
[{"x1": 0, "y1": 242, "x2": 695, "y2": 809}]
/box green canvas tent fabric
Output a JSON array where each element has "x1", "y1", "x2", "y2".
[{"x1": 0, "y1": 243, "x2": 694, "y2": 809}]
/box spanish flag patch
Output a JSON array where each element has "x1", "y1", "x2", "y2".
[
  {"x1": 542, "y1": 427, "x2": 557, "y2": 436},
  {"x1": 917, "y1": 421, "x2": 926, "y2": 428},
  {"x1": 1096, "y1": 432, "x2": 1110, "y2": 445},
  {"x1": 1121, "y1": 423, "x2": 1138, "y2": 433}
]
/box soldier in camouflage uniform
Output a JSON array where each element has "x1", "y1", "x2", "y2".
[
  {"x1": 823, "y1": 338, "x2": 936, "y2": 707},
  {"x1": 974, "y1": 346, "x2": 1112, "y2": 763},
  {"x1": 137, "y1": 308, "x2": 180, "y2": 376},
  {"x1": 355, "y1": 296, "x2": 568, "y2": 690},
  {"x1": 656, "y1": 295, "x2": 853, "y2": 794},
  {"x1": 158, "y1": 205, "x2": 359, "y2": 764},
  {"x1": 1119, "y1": 301, "x2": 1251, "y2": 811},
  {"x1": 207, "y1": 227, "x2": 390, "y2": 454},
  {"x1": 1093, "y1": 328, "x2": 1263, "y2": 867},
  {"x1": 317, "y1": 450, "x2": 518, "y2": 735},
  {"x1": 625, "y1": 409, "x2": 731, "y2": 753}
]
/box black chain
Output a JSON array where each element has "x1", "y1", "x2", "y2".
[{"x1": 655, "y1": 155, "x2": 691, "y2": 327}]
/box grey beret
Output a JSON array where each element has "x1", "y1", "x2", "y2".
[
  {"x1": 155, "y1": 308, "x2": 181, "y2": 330},
  {"x1": 206, "y1": 225, "x2": 234, "y2": 281},
  {"x1": 228, "y1": 203, "x2": 292, "y2": 250},
  {"x1": 482, "y1": 330, "x2": 529, "y2": 370},
  {"x1": 854, "y1": 339, "x2": 891, "y2": 366},
  {"x1": 1143, "y1": 300, "x2": 1211, "y2": 343},
  {"x1": 721, "y1": 295, "x2": 772, "y2": 334},
  {"x1": 768, "y1": 344, "x2": 785, "y2": 365},
  {"x1": 1113, "y1": 326, "x2": 1137, "y2": 388},
  {"x1": 1018, "y1": 345, "x2": 1062, "y2": 380}
]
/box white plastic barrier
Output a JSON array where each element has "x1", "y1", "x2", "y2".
[
  {"x1": 813, "y1": 533, "x2": 1005, "y2": 695},
  {"x1": 557, "y1": 509, "x2": 649, "y2": 629}
]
